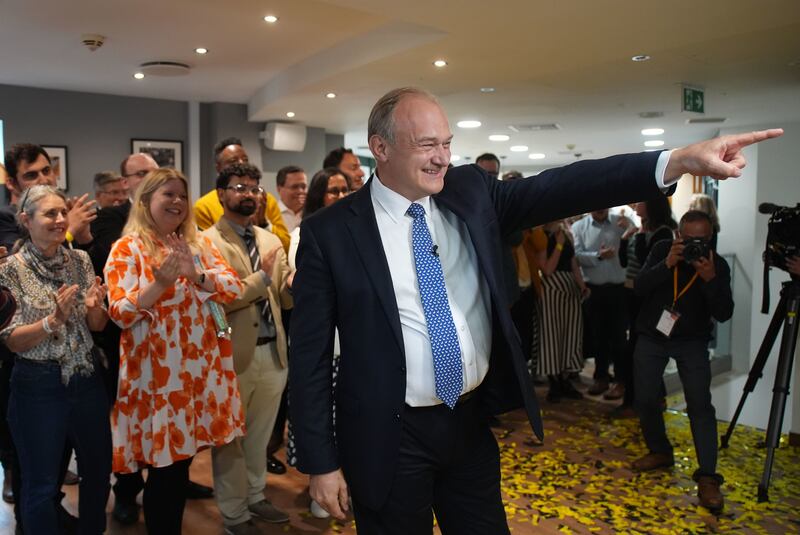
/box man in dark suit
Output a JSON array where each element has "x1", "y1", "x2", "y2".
[{"x1": 288, "y1": 87, "x2": 781, "y2": 534}]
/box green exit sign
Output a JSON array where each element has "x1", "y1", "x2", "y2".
[{"x1": 683, "y1": 86, "x2": 704, "y2": 114}]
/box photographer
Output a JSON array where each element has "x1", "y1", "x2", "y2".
[{"x1": 631, "y1": 210, "x2": 733, "y2": 512}]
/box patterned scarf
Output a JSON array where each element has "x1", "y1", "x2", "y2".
[{"x1": 19, "y1": 240, "x2": 71, "y2": 285}]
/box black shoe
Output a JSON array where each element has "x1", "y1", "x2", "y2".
[
  {"x1": 186, "y1": 480, "x2": 214, "y2": 499},
  {"x1": 57, "y1": 502, "x2": 78, "y2": 535},
  {"x1": 63, "y1": 469, "x2": 80, "y2": 486},
  {"x1": 267, "y1": 456, "x2": 286, "y2": 475},
  {"x1": 3, "y1": 468, "x2": 13, "y2": 504},
  {"x1": 487, "y1": 415, "x2": 503, "y2": 428},
  {"x1": 112, "y1": 499, "x2": 139, "y2": 525},
  {"x1": 559, "y1": 377, "x2": 583, "y2": 400}
]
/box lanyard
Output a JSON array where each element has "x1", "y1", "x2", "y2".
[{"x1": 673, "y1": 268, "x2": 698, "y2": 307}]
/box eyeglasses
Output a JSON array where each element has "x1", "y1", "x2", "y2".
[
  {"x1": 20, "y1": 166, "x2": 53, "y2": 181},
  {"x1": 226, "y1": 184, "x2": 264, "y2": 196},
  {"x1": 123, "y1": 169, "x2": 151, "y2": 178},
  {"x1": 326, "y1": 187, "x2": 349, "y2": 196},
  {"x1": 284, "y1": 183, "x2": 307, "y2": 191}
]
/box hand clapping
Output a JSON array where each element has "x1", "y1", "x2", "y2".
[
  {"x1": 54, "y1": 284, "x2": 79, "y2": 325},
  {"x1": 85, "y1": 276, "x2": 108, "y2": 310}
]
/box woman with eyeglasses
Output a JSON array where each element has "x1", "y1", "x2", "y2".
[
  {"x1": 104, "y1": 168, "x2": 245, "y2": 534},
  {"x1": 0, "y1": 185, "x2": 111, "y2": 534},
  {"x1": 286, "y1": 166, "x2": 350, "y2": 519}
]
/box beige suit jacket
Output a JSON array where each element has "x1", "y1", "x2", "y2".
[{"x1": 203, "y1": 217, "x2": 293, "y2": 374}]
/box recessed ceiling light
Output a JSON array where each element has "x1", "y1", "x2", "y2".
[
  {"x1": 631, "y1": 54, "x2": 651, "y2": 62},
  {"x1": 480, "y1": 87, "x2": 495, "y2": 93},
  {"x1": 433, "y1": 59, "x2": 448, "y2": 68},
  {"x1": 510, "y1": 145, "x2": 528, "y2": 152},
  {"x1": 644, "y1": 140, "x2": 665, "y2": 147},
  {"x1": 286, "y1": 112, "x2": 295, "y2": 118},
  {"x1": 641, "y1": 128, "x2": 664, "y2": 136},
  {"x1": 450, "y1": 154, "x2": 461, "y2": 162},
  {"x1": 326, "y1": 92, "x2": 336, "y2": 99},
  {"x1": 489, "y1": 134, "x2": 509, "y2": 142},
  {"x1": 133, "y1": 72, "x2": 145, "y2": 80},
  {"x1": 528, "y1": 153, "x2": 546, "y2": 160},
  {"x1": 264, "y1": 15, "x2": 279, "y2": 23},
  {"x1": 195, "y1": 47, "x2": 208, "y2": 55},
  {"x1": 456, "y1": 120, "x2": 481, "y2": 129}
]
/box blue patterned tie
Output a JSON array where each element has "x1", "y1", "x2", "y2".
[{"x1": 406, "y1": 202, "x2": 463, "y2": 408}]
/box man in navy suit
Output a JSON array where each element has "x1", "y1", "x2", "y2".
[{"x1": 288, "y1": 87, "x2": 781, "y2": 534}]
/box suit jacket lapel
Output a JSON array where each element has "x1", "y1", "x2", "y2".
[
  {"x1": 215, "y1": 218, "x2": 252, "y2": 274},
  {"x1": 345, "y1": 183, "x2": 405, "y2": 353}
]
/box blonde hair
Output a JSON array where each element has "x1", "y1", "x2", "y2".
[
  {"x1": 688, "y1": 193, "x2": 721, "y2": 233},
  {"x1": 123, "y1": 168, "x2": 198, "y2": 261}
]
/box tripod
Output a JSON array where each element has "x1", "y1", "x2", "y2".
[{"x1": 720, "y1": 279, "x2": 799, "y2": 502}]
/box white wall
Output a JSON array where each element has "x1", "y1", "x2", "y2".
[{"x1": 711, "y1": 122, "x2": 799, "y2": 433}]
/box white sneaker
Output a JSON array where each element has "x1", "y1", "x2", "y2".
[{"x1": 310, "y1": 499, "x2": 330, "y2": 519}]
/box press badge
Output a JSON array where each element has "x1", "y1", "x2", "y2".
[{"x1": 656, "y1": 307, "x2": 680, "y2": 337}]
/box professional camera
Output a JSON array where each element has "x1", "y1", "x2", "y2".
[
  {"x1": 683, "y1": 238, "x2": 711, "y2": 264},
  {"x1": 761, "y1": 202, "x2": 800, "y2": 272}
]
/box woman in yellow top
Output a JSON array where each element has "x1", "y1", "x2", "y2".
[{"x1": 105, "y1": 168, "x2": 244, "y2": 534}]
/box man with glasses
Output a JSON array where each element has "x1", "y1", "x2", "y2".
[
  {"x1": 93, "y1": 171, "x2": 128, "y2": 210},
  {"x1": 194, "y1": 137, "x2": 290, "y2": 251},
  {"x1": 275, "y1": 166, "x2": 307, "y2": 233},
  {"x1": 204, "y1": 163, "x2": 293, "y2": 533}
]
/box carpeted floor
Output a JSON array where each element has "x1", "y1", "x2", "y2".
[{"x1": 3, "y1": 386, "x2": 798, "y2": 534}]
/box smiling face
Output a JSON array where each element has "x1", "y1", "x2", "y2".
[
  {"x1": 148, "y1": 178, "x2": 189, "y2": 236},
  {"x1": 323, "y1": 174, "x2": 349, "y2": 207},
  {"x1": 340, "y1": 152, "x2": 365, "y2": 191},
  {"x1": 21, "y1": 194, "x2": 68, "y2": 249},
  {"x1": 277, "y1": 171, "x2": 307, "y2": 213},
  {"x1": 369, "y1": 95, "x2": 452, "y2": 202}
]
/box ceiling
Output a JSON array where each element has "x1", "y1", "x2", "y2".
[{"x1": 2, "y1": 0, "x2": 799, "y2": 171}]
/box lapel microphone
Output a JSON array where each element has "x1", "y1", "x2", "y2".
[{"x1": 431, "y1": 245, "x2": 439, "y2": 257}]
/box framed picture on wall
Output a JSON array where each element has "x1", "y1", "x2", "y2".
[
  {"x1": 131, "y1": 139, "x2": 183, "y2": 171},
  {"x1": 42, "y1": 145, "x2": 68, "y2": 191}
]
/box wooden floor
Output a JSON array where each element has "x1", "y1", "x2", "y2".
[{"x1": 1, "y1": 385, "x2": 798, "y2": 534}]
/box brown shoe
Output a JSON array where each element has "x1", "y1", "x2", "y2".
[
  {"x1": 632, "y1": 452, "x2": 674, "y2": 472},
  {"x1": 696, "y1": 475, "x2": 724, "y2": 512},
  {"x1": 603, "y1": 383, "x2": 625, "y2": 400},
  {"x1": 587, "y1": 379, "x2": 609, "y2": 396}
]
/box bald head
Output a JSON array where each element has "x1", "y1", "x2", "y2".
[{"x1": 121, "y1": 153, "x2": 158, "y2": 195}]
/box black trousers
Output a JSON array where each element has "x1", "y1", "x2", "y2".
[
  {"x1": 352, "y1": 396, "x2": 509, "y2": 535},
  {"x1": 143, "y1": 457, "x2": 191, "y2": 535},
  {"x1": 585, "y1": 283, "x2": 627, "y2": 380}
]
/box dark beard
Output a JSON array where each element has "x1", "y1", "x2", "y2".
[{"x1": 231, "y1": 201, "x2": 256, "y2": 217}]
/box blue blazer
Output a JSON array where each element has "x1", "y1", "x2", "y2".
[{"x1": 289, "y1": 151, "x2": 667, "y2": 509}]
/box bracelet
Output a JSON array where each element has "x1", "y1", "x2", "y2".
[
  {"x1": 65, "y1": 231, "x2": 74, "y2": 243},
  {"x1": 555, "y1": 243, "x2": 564, "y2": 251},
  {"x1": 42, "y1": 315, "x2": 53, "y2": 334}
]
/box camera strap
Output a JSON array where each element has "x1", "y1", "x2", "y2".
[{"x1": 673, "y1": 268, "x2": 699, "y2": 307}]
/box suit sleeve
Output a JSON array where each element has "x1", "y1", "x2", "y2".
[
  {"x1": 0, "y1": 208, "x2": 19, "y2": 251},
  {"x1": 484, "y1": 151, "x2": 670, "y2": 235},
  {"x1": 88, "y1": 208, "x2": 124, "y2": 277},
  {"x1": 288, "y1": 222, "x2": 339, "y2": 475},
  {"x1": 634, "y1": 239, "x2": 672, "y2": 297}
]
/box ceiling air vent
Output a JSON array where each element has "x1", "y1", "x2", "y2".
[
  {"x1": 508, "y1": 123, "x2": 561, "y2": 133},
  {"x1": 686, "y1": 117, "x2": 727, "y2": 124},
  {"x1": 81, "y1": 34, "x2": 106, "y2": 51},
  {"x1": 138, "y1": 61, "x2": 191, "y2": 77},
  {"x1": 639, "y1": 111, "x2": 664, "y2": 119}
]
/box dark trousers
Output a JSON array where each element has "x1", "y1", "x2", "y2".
[
  {"x1": 113, "y1": 470, "x2": 145, "y2": 505},
  {"x1": 585, "y1": 283, "x2": 627, "y2": 380},
  {"x1": 143, "y1": 457, "x2": 191, "y2": 535},
  {"x1": 511, "y1": 287, "x2": 536, "y2": 364},
  {"x1": 352, "y1": 396, "x2": 509, "y2": 535},
  {"x1": 634, "y1": 335, "x2": 719, "y2": 476},
  {"x1": 620, "y1": 287, "x2": 641, "y2": 406},
  {"x1": 8, "y1": 359, "x2": 111, "y2": 535}
]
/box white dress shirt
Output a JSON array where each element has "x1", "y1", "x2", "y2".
[
  {"x1": 371, "y1": 174, "x2": 492, "y2": 407},
  {"x1": 278, "y1": 199, "x2": 302, "y2": 233}
]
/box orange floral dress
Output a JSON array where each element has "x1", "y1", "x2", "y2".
[{"x1": 105, "y1": 234, "x2": 245, "y2": 473}]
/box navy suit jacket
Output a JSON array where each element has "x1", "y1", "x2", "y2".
[{"x1": 289, "y1": 151, "x2": 668, "y2": 510}]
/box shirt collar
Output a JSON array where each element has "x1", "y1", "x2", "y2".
[
  {"x1": 371, "y1": 172, "x2": 433, "y2": 224},
  {"x1": 225, "y1": 217, "x2": 253, "y2": 238}
]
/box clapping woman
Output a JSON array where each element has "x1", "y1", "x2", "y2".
[
  {"x1": 105, "y1": 168, "x2": 244, "y2": 534},
  {"x1": 0, "y1": 185, "x2": 111, "y2": 534}
]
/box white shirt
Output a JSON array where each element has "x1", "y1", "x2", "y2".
[
  {"x1": 278, "y1": 199, "x2": 302, "y2": 233},
  {"x1": 371, "y1": 174, "x2": 492, "y2": 407}
]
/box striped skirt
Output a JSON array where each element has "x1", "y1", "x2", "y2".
[{"x1": 534, "y1": 270, "x2": 584, "y2": 376}]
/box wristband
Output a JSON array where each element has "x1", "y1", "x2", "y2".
[
  {"x1": 555, "y1": 243, "x2": 564, "y2": 251},
  {"x1": 42, "y1": 315, "x2": 53, "y2": 334},
  {"x1": 65, "y1": 231, "x2": 74, "y2": 243}
]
